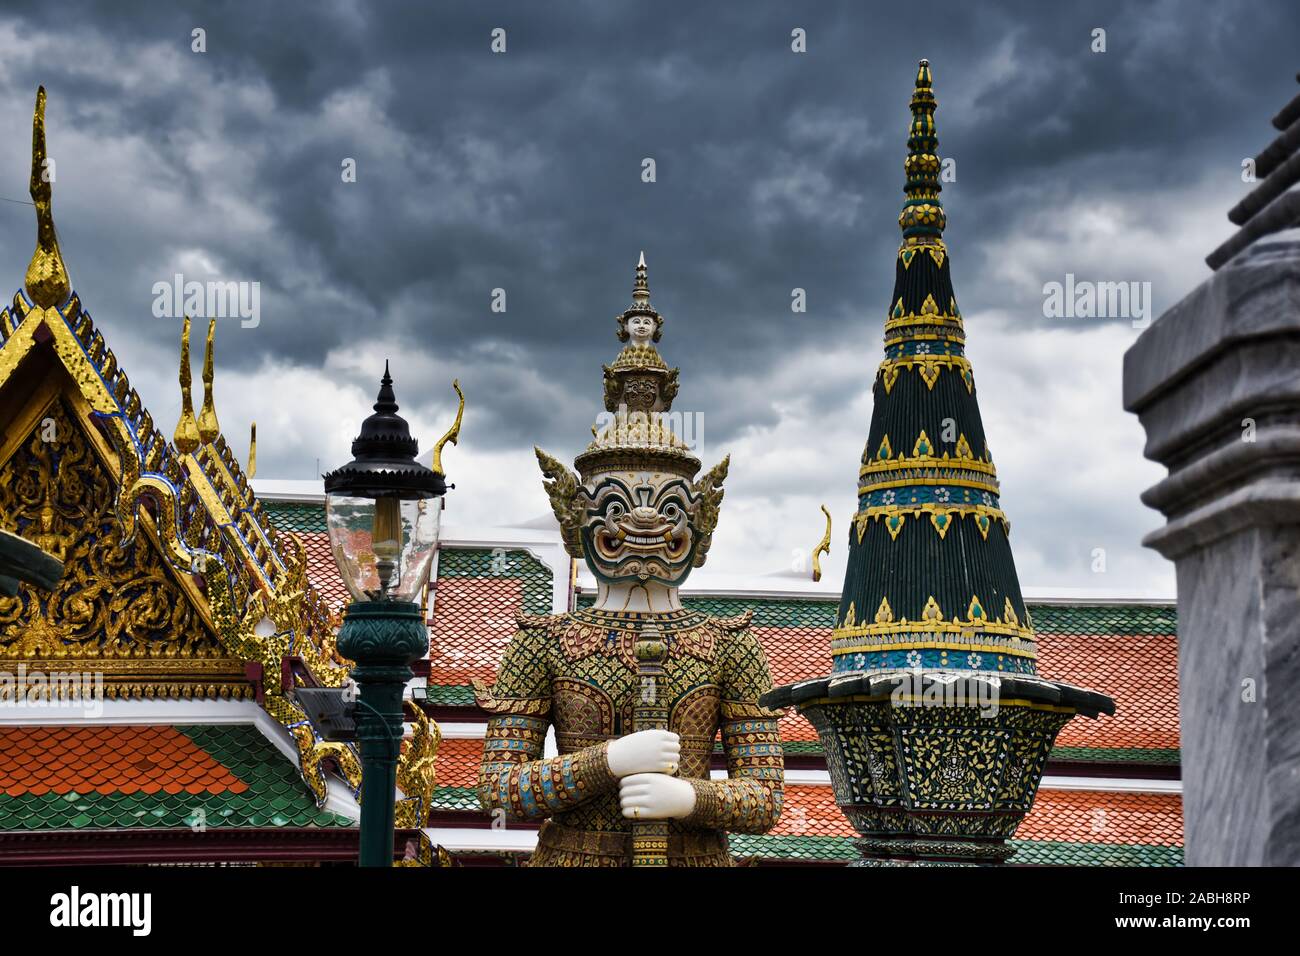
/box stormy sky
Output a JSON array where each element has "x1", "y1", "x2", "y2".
[{"x1": 0, "y1": 0, "x2": 1293, "y2": 596}]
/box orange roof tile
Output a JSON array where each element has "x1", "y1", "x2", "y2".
[
  {"x1": 1038, "y1": 633, "x2": 1179, "y2": 751},
  {"x1": 1018, "y1": 789, "x2": 1183, "y2": 846},
  {"x1": 772, "y1": 784, "x2": 857, "y2": 838},
  {"x1": 429, "y1": 577, "x2": 525, "y2": 686},
  {"x1": 0, "y1": 725, "x2": 248, "y2": 797},
  {"x1": 775, "y1": 783, "x2": 1183, "y2": 848},
  {"x1": 434, "y1": 737, "x2": 485, "y2": 790},
  {"x1": 779, "y1": 712, "x2": 819, "y2": 743},
  {"x1": 752, "y1": 625, "x2": 832, "y2": 691},
  {"x1": 296, "y1": 530, "x2": 351, "y2": 613}
]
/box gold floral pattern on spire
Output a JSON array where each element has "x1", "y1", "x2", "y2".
[
  {"x1": 24, "y1": 87, "x2": 71, "y2": 309},
  {"x1": 898, "y1": 59, "x2": 946, "y2": 242}
]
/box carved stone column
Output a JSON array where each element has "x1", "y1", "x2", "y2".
[{"x1": 1123, "y1": 77, "x2": 1300, "y2": 863}]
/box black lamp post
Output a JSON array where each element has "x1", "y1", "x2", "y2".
[{"x1": 323, "y1": 363, "x2": 449, "y2": 867}]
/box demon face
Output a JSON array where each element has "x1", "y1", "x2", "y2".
[{"x1": 536, "y1": 450, "x2": 728, "y2": 587}]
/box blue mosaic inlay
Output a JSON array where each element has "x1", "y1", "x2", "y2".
[
  {"x1": 884, "y1": 339, "x2": 964, "y2": 359},
  {"x1": 859, "y1": 484, "x2": 999, "y2": 510},
  {"x1": 829, "y1": 647, "x2": 1037, "y2": 675}
]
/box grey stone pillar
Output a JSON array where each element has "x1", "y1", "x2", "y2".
[{"x1": 1123, "y1": 227, "x2": 1300, "y2": 866}]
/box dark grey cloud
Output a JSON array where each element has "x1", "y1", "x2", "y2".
[{"x1": 0, "y1": 0, "x2": 1292, "y2": 590}]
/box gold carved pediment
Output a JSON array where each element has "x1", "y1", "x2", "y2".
[{"x1": 0, "y1": 395, "x2": 245, "y2": 694}]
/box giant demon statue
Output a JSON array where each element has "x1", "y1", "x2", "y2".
[{"x1": 475, "y1": 254, "x2": 784, "y2": 866}]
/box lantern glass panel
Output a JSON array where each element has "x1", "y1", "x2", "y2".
[{"x1": 325, "y1": 492, "x2": 440, "y2": 602}]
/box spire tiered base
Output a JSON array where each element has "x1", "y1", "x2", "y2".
[{"x1": 762, "y1": 671, "x2": 1111, "y2": 865}]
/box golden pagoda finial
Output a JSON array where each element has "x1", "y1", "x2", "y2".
[
  {"x1": 198, "y1": 318, "x2": 220, "y2": 443},
  {"x1": 431, "y1": 379, "x2": 465, "y2": 477},
  {"x1": 24, "y1": 87, "x2": 71, "y2": 309},
  {"x1": 173, "y1": 317, "x2": 201, "y2": 454},
  {"x1": 812, "y1": 504, "x2": 832, "y2": 582},
  {"x1": 899, "y1": 58, "x2": 946, "y2": 242},
  {"x1": 247, "y1": 422, "x2": 257, "y2": 478}
]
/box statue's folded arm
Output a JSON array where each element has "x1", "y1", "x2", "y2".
[
  {"x1": 477, "y1": 714, "x2": 617, "y2": 821},
  {"x1": 473, "y1": 625, "x2": 619, "y2": 821},
  {"x1": 684, "y1": 626, "x2": 785, "y2": 834}
]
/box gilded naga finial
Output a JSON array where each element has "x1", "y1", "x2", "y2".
[
  {"x1": 812, "y1": 504, "x2": 832, "y2": 582},
  {"x1": 198, "y1": 318, "x2": 220, "y2": 444},
  {"x1": 173, "y1": 317, "x2": 201, "y2": 454},
  {"x1": 24, "y1": 87, "x2": 71, "y2": 309},
  {"x1": 431, "y1": 379, "x2": 464, "y2": 477},
  {"x1": 248, "y1": 422, "x2": 257, "y2": 478}
]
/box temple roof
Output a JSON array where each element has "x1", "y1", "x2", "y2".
[
  {"x1": 0, "y1": 89, "x2": 346, "y2": 687},
  {"x1": 0, "y1": 90, "x2": 366, "y2": 841}
]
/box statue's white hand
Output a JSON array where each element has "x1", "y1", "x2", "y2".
[
  {"x1": 606, "y1": 729, "x2": 680, "y2": 777},
  {"x1": 619, "y1": 773, "x2": 696, "y2": 820}
]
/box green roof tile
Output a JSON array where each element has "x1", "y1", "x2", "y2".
[
  {"x1": 1051, "y1": 746, "x2": 1180, "y2": 765},
  {"x1": 423, "y1": 684, "x2": 476, "y2": 706},
  {"x1": 429, "y1": 785, "x2": 481, "y2": 812},
  {"x1": 0, "y1": 724, "x2": 352, "y2": 832},
  {"x1": 262, "y1": 502, "x2": 328, "y2": 535},
  {"x1": 1028, "y1": 604, "x2": 1177, "y2": 636},
  {"x1": 1008, "y1": 839, "x2": 1183, "y2": 867},
  {"x1": 583, "y1": 594, "x2": 1177, "y2": 638},
  {"x1": 437, "y1": 547, "x2": 554, "y2": 613},
  {"x1": 729, "y1": 833, "x2": 860, "y2": 862},
  {"x1": 728, "y1": 833, "x2": 1183, "y2": 866}
]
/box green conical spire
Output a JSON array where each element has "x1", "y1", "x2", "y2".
[
  {"x1": 833, "y1": 59, "x2": 1036, "y2": 678},
  {"x1": 760, "y1": 61, "x2": 1113, "y2": 869}
]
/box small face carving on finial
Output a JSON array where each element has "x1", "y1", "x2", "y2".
[
  {"x1": 616, "y1": 252, "x2": 665, "y2": 343},
  {"x1": 626, "y1": 313, "x2": 656, "y2": 346},
  {"x1": 616, "y1": 308, "x2": 664, "y2": 344}
]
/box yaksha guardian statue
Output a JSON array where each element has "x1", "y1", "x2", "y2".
[{"x1": 475, "y1": 254, "x2": 784, "y2": 866}]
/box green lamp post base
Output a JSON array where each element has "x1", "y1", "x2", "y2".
[{"x1": 336, "y1": 599, "x2": 428, "y2": 868}]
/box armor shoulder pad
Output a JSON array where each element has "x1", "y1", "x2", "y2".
[
  {"x1": 713, "y1": 609, "x2": 755, "y2": 633},
  {"x1": 514, "y1": 610, "x2": 562, "y2": 630}
]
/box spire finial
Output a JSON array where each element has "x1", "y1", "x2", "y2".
[
  {"x1": 616, "y1": 251, "x2": 664, "y2": 345},
  {"x1": 247, "y1": 422, "x2": 257, "y2": 479},
  {"x1": 374, "y1": 361, "x2": 398, "y2": 414},
  {"x1": 198, "y1": 318, "x2": 220, "y2": 444},
  {"x1": 173, "y1": 317, "x2": 201, "y2": 454},
  {"x1": 633, "y1": 251, "x2": 650, "y2": 306},
  {"x1": 898, "y1": 58, "x2": 946, "y2": 241},
  {"x1": 24, "y1": 87, "x2": 71, "y2": 309}
]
